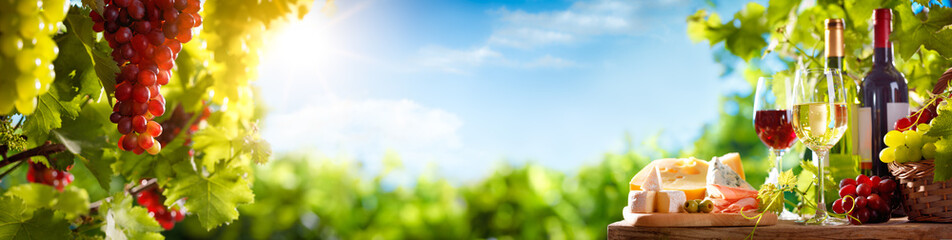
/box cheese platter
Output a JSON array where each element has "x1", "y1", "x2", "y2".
[{"x1": 621, "y1": 153, "x2": 778, "y2": 227}]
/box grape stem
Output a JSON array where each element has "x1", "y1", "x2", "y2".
[
  {"x1": 0, "y1": 141, "x2": 66, "y2": 169},
  {"x1": 87, "y1": 178, "x2": 159, "y2": 214}
]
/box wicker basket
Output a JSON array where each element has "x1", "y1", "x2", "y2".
[{"x1": 888, "y1": 160, "x2": 952, "y2": 222}]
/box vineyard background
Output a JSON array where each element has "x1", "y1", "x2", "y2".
[{"x1": 2, "y1": 0, "x2": 952, "y2": 239}]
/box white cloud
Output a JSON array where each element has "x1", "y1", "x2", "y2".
[
  {"x1": 488, "y1": 0, "x2": 646, "y2": 48},
  {"x1": 524, "y1": 55, "x2": 576, "y2": 68},
  {"x1": 488, "y1": 28, "x2": 575, "y2": 49},
  {"x1": 418, "y1": 46, "x2": 503, "y2": 74},
  {"x1": 264, "y1": 97, "x2": 464, "y2": 164},
  {"x1": 418, "y1": 0, "x2": 675, "y2": 73}
]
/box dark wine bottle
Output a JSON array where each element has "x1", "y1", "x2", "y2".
[{"x1": 861, "y1": 9, "x2": 908, "y2": 177}]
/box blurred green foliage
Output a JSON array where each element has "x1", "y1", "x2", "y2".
[
  {"x1": 162, "y1": 0, "x2": 952, "y2": 239},
  {"x1": 163, "y1": 134, "x2": 771, "y2": 239}
]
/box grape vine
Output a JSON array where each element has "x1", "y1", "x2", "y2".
[{"x1": 0, "y1": 0, "x2": 312, "y2": 237}]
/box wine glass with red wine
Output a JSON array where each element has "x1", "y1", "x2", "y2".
[{"x1": 753, "y1": 76, "x2": 800, "y2": 220}]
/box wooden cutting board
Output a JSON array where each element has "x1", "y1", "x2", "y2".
[{"x1": 622, "y1": 206, "x2": 778, "y2": 227}]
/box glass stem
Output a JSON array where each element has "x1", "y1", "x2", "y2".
[
  {"x1": 772, "y1": 148, "x2": 786, "y2": 183},
  {"x1": 815, "y1": 149, "x2": 830, "y2": 216}
]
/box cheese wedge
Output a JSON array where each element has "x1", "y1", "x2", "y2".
[
  {"x1": 629, "y1": 155, "x2": 747, "y2": 200},
  {"x1": 629, "y1": 158, "x2": 708, "y2": 200},
  {"x1": 629, "y1": 190, "x2": 656, "y2": 213},
  {"x1": 707, "y1": 157, "x2": 755, "y2": 199},
  {"x1": 720, "y1": 152, "x2": 745, "y2": 180},
  {"x1": 655, "y1": 190, "x2": 686, "y2": 213},
  {"x1": 642, "y1": 167, "x2": 662, "y2": 191}
]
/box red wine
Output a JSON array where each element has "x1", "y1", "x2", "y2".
[
  {"x1": 754, "y1": 110, "x2": 798, "y2": 150},
  {"x1": 860, "y1": 9, "x2": 908, "y2": 177}
]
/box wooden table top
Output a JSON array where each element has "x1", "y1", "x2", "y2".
[{"x1": 607, "y1": 218, "x2": 952, "y2": 240}]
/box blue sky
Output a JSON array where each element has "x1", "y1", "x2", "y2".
[{"x1": 257, "y1": 0, "x2": 761, "y2": 182}]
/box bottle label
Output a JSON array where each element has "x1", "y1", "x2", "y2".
[
  {"x1": 858, "y1": 107, "x2": 872, "y2": 169},
  {"x1": 886, "y1": 102, "x2": 909, "y2": 131}
]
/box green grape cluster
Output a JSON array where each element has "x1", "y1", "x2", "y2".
[
  {"x1": 0, "y1": 116, "x2": 25, "y2": 152},
  {"x1": 880, "y1": 124, "x2": 939, "y2": 163},
  {"x1": 0, "y1": 0, "x2": 69, "y2": 115},
  {"x1": 202, "y1": 0, "x2": 312, "y2": 103}
]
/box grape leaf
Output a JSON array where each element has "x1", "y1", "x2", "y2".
[
  {"x1": 893, "y1": 3, "x2": 952, "y2": 60},
  {"x1": 21, "y1": 93, "x2": 81, "y2": 143},
  {"x1": 112, "y1": 137, "x2": 188, "y2": 183},
  {"x1": 244, "y1": 135, "x2": 272, "y2": 164},
  {"x1": 926, "y1": 107, "x2": 952, "y2": 182},
  {"x1": 925, "y1": 108, "x2": 952, "y2": 137},
  {"x1": 933, "y1": 138, "x2": 952, "y2": 182},
  {"x1": 757, "y1": 183, "x2": 784, "y2": 213},
  {"x1": 81, "y1": 0, "x2": 104, "y2": 14},
  {"x1": 686, "y1": 3, "x2": 768, "y2": 62},
  {"x1": 53, "y1": 187, "x2": 92, "y2": 219},
  {"x1": 728, "y1": 3, "x2": 769, "y2": 61},
  {"x1": 64, "y1": 7, "x2": 118, "y2": 101},
  {"x1": 99, "y1": 193, "x2": 164, "y2": 240},
  {"x1": 83, "y1": 149, "x2": 117, "y2": 191},
  {"x1": 3, "y1": 184, "x2": 91, "y2": 220},
  {"x1": 0, "y1": 197, "x2": 71, "y2": 240},
  {"x1": 54, "y1": 100, "x2": 115, "y2": 190},
  {"x1": 766, "y1": 0, "x2": 797, "y2": 26},
  {"x1": 163, "y1": 162, "x2": 254, "y2": 230},
  {"x1": 778, "y1": 169, "x2": 797, "y2": 187},
  {"x1": 52, "y1": 23, "x2": 104, "y2": 102},
  {"x1": 191, "y1": 126, "x2": 235, "y2": 170},
  {"x1": 687, "y1": 10, "x2": 729, "y2": 45},
  {"x1": 111, "y1": 151, "x2": 164, "y2": 182},
  {"x1": 3, "y1": 185, "x2": 57, "y2": 211},
  {"x1": 845, "y1": 0, "x2": 876, "y2": 30}
]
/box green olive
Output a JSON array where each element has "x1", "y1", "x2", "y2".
[
  {"x1": 699, "y1": 199, "x2": 714, "y2": 213},
  {"x1": 683, "y1": 200, "x2": 699, "y2": 213}
]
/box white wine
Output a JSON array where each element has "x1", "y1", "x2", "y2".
[{"x1": 793, "y1": 102, "x2": 849, "y2": 150}]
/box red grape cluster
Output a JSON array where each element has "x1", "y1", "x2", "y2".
[
  {"x1": 136, "y1": 185, "x2": 186, "y2": 230},
  {"x1": 832, "y1": 174, "x2": 900, "y2": 224},
  {"x1": 895, "y1": 99, "x2": 939, "y2": 131},
  {"x1": 26, "y1": 159, "x2": 74, "y2": 191},
  {"x1": 89, "y1": 0, "x2": 202, "y2": 155}
]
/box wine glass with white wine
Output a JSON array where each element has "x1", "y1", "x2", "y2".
[{"x1": 791, "y1": 68, "x2": 849, "y2": 225}]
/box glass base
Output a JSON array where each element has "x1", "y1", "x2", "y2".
[
  {"x1": 778, "y1": 209, "x2": 801, "y2": 221},
  {"x1": 797, "y1": 214, "x2": 849, "y2": 226}
]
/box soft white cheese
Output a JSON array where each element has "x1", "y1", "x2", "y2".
[
  {"x1": 654, "y1": 190, "x2": 686, "y2": 213},
  {"x1": 628, "y1": 190, "x2": 656, "y2": 213},
  {"x1": 641, "y1": 167, "x2": 663, "y2": 191}
]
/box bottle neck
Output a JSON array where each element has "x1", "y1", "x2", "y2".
[
  {"x1": 873, "y1": 9, "x2": 892, "y2": 66},
  {"x1": 873, "y1": 47, "x2": 893, "y2": 66},
  {"x1": 826, "y1": 56, "x2": 843, "y2": 70}
]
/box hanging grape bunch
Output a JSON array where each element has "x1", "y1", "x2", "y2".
[
  {"x1": 26, "y1": 159, "x2": 75, "y2": 191},
  {"x1": 0, "y1": 0, "x2": 70, "y2": 115},
  {"x1": 136, "y1": 185, "x2": 186, "y2": 230},
  {"x1": 90, "y1": 0, "x2": 202, "y2": 155}
]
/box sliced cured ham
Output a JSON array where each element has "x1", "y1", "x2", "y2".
[
  {"x1": 714, "y1": 197, "x2": 759, "y2": 213},
  {"x1": 707, "y1": 183, "x2": 758, "y2": 199},
  {"x1": 706, "y1": 184, "x2": 759, "y2": 213}
]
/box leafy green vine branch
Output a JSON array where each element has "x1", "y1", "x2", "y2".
[
  {"x1": 88, "y1": 178, "x2": 159, "y2": 214},
  {"x1": 0, "y1": 141, "x2": 67, "y2": 181}
]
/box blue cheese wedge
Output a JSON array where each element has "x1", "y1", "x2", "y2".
[{"x1": 706, "y1": 157, "x2": 754, "y2": 192}]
